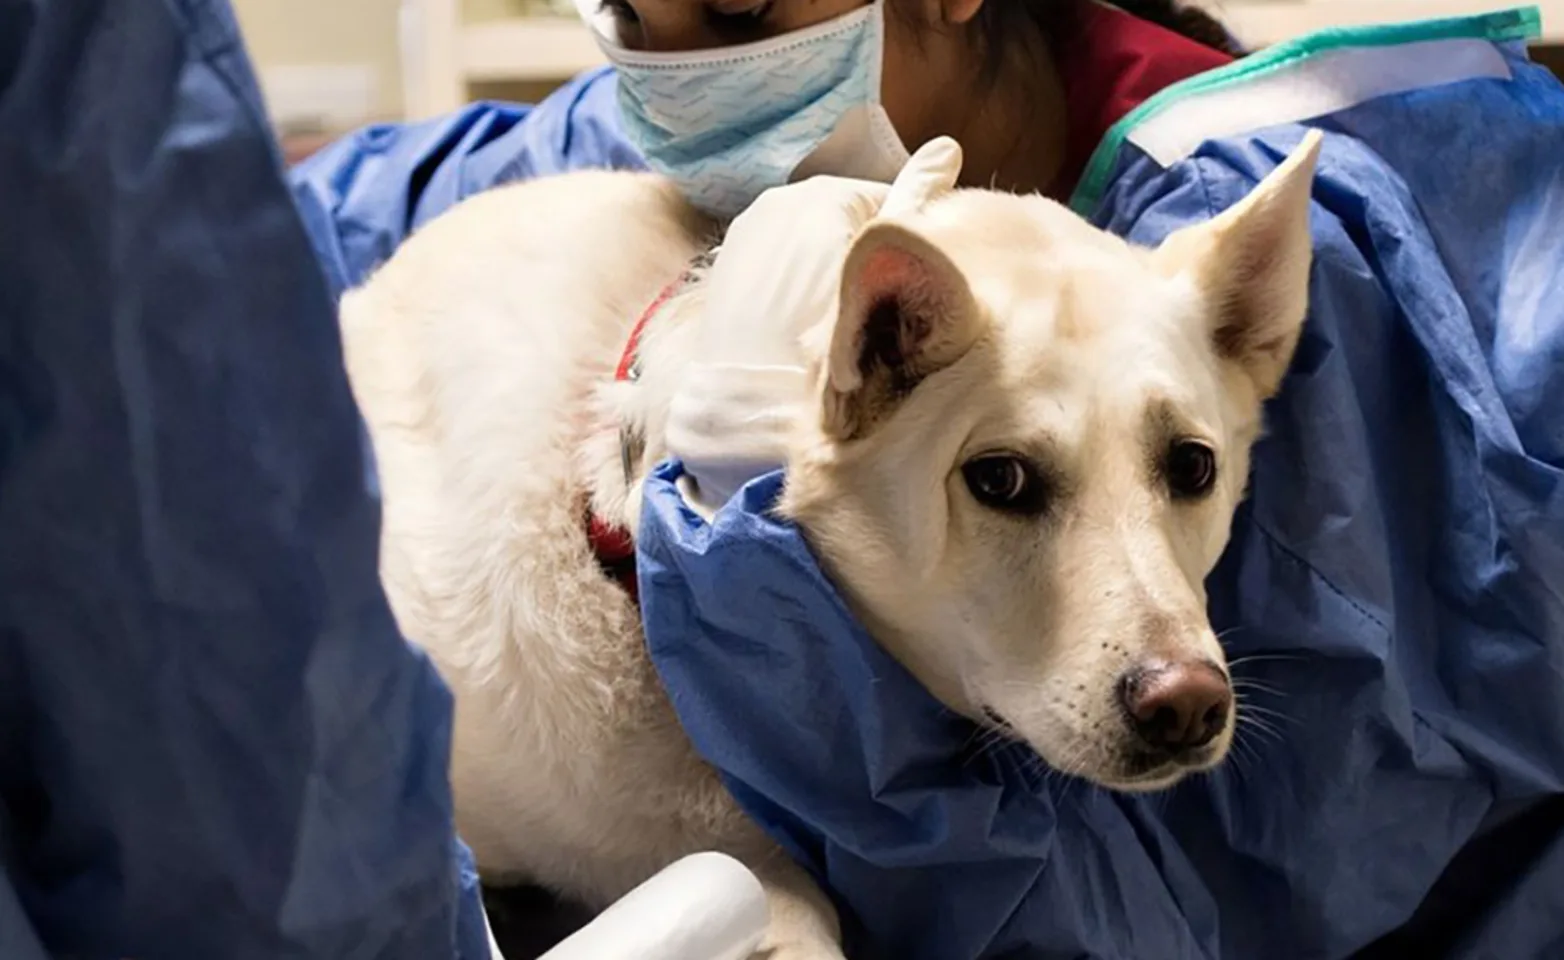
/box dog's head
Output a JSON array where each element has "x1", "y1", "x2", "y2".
[{"x1": 782, "y1": 133, "x2": 1322, "y2": 791}]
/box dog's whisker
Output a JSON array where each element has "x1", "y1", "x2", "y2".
[
  {"x1": 1236, "y1": 729, "x2": 1271, "y2": 767},
  {"x1": 1231, "y1": 677, "x2": 1286, "y2": 697},
  {"x1": 1227, "y1": 653, "x2": 1308, "y2": 669},
  {"x1": 1235, "y1": 688, "x2": 1289, "y2": 705},
  {"x1": 1237, "y1": 699, "x2": 1292, "y2": 720},
  {"x1": 1019, "y1": 753, "x2": 1050, "y2": 792},
  {"x1": 1235, "y1": 723, "x2": 1284, "y2": 779},
  {"x1": 1237, "y1": 702, "x2": 1297, "y2": 727},
  {"x1": 1229, "y1": 733, "x2": 1269, "y2": 783},
  {"x1": 964, "y1": 725, "x2": 1014, "y2": 767},
  {"x1": 958, "y1": 724, "x2": 985, "y2": 752},
  {"x1": 1233, "y1": 693, "x2": 1276, "y2": 717},
  {"x1": 1040, "y1": 756, "x2": 1066, "y2": 792},
  {"x1": 1228, "y1": 736, "x2": 1254, "y2": 777},
  {"x1": 1018, "y1": 750, "x2": 1051, "y2": 794},
  {"x1": 1236, "y1": 715, "x2": 1285, "y2": 746},
  {"x1": 1238, "y1": 706, "x2": 1285, "y2": 730},
  {"x1": 1053, "y1": 739, "x2": 1095, "y2": 790},
  {"x1": 1239, "y1": 726, "x2": 1284, "y2": 748}
]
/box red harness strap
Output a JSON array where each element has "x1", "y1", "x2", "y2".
[
  {"x1": 614, "y1": 279, "x2": 682, "y2": 382},
  {"x1": 586, "y1": 278, "x2": 686, "y2": 603}
]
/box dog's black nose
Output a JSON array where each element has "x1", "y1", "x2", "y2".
[{"x1": 1119, "y1": 659, "x2": 1232, "y2": 754}]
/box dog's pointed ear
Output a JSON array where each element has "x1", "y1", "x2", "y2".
[
  {"x1": 822, "y1": 221, "x2": 983, "y2": 441},
  {"x1": 1155, "y1": 130, "x2": 1323, "y2": 398}
]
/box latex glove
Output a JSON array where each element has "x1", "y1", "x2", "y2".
[{"x1": 666, "y1": 136, "x2": 963, "y2": 516}]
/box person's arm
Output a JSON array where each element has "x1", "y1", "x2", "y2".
[{"x1": 288, "y1": 67, "x2": 643, "y2": 301}]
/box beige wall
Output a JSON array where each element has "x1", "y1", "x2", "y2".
[
  {"x1": 232, "y1": 0, "x2": 583, "y2": 125},
  {"x1": 232, "y1": 0, "x2": 405, "y2": 119}
]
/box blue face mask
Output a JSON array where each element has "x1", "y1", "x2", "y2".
[{"x1": 575, "y1": 0, "x2": 910, "y2": 217}]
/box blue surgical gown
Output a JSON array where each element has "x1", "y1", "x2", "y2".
[{"x1": 6, "y1": 0, "x2": 1562, "y2": 958}]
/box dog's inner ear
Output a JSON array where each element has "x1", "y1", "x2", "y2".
[
  {"x1": 823, "y1": 222, "x2": 982, "y2": 441},
  {"x1": 1155, "y1": 130, "x2": 1324, "y2": 399}
]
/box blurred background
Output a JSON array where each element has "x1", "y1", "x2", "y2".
[{"x1": 234, "y1": 0, "x2": 1564, "y2": 164}]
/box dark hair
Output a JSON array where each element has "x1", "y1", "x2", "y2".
[
  {"x1": 1096, "y1": 1, "x2": 1239, "y2": 54},
  {"x1": 952, "y1": 1, "x2": 1241, "y2": 78}
]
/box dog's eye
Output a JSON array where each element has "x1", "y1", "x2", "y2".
[
  {"x1": 1165, "y1": 440, "x2": 1218, "y2": 500},
  {"x1": 962, "y1": 455, "x2": 1047, "y2": 515}
]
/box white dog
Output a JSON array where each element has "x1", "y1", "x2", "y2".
[{"x1": 339, "y1": 131, "x2": 1323, "y2": 958}]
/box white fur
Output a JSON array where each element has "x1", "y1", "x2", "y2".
[{"x1": 339, "y1": 132, "x2": 1322, "y2": 958}]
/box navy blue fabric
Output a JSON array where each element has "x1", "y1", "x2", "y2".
[
  {"x1": 633, "y1": 40, "x2": 1564, "y2": 960},
  {"x1": 0, "y1": 1, "x2": 488, "y2": 957}
]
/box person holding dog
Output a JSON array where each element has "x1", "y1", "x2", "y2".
[{"x1": 294, "y1": 1, "x2": 1564, "y2": 957}]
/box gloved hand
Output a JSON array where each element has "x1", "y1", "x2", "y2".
[{"x1": 666, "y1": 136, "x2": 964, "y2": 516}]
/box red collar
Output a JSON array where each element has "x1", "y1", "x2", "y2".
[
  {"x1": 1050, "y1": 1, "x2": 1233, "y2": 199},
  {"x1": 586, "y1": 277, "x2": 687, "y2": 603}
]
